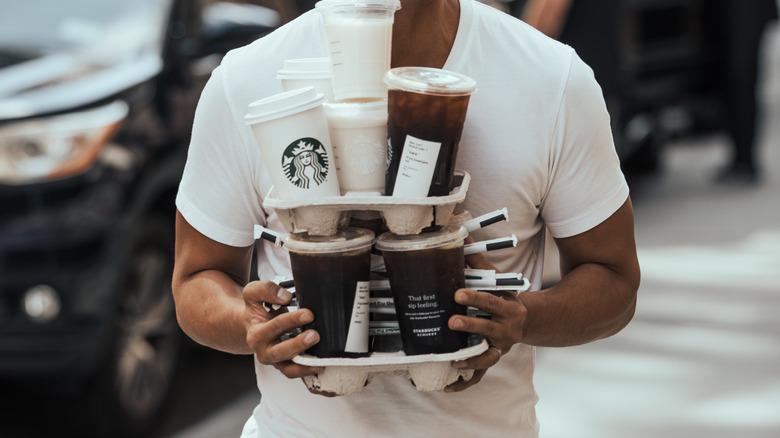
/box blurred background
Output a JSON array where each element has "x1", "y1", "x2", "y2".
[{"x1": 0, "y1": 0, "x2": 778, "y2": 437}]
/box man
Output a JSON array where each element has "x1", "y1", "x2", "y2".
[{"x1": 172, "y1": 0, "x2": 640, "y2": 436}]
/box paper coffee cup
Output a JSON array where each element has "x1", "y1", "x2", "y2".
[
  {"x1": 384, "y1": 67, "x2": 477, "y2": 197},
  {"x1": 245, "y1": 87, "x2": 341, "y2": 200},
  {"x1": 277, "y1": 57, "x2": 335, "y2": 101},
  {"x1": 374, "y1": 226, "x2": 469, "y2": 355},
  {"x1": 286, "y1": 227, "x2": 375, "y2": 358},
  {"x1": 324, "y1": 100, "x2": 388, "y2": 194},
  {"x1": 315, "y1": 0, "x2": 401, "y2": 102}
]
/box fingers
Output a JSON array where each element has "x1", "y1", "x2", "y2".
[
  {"x1": 453, "y1": 288, "x2": 525, "y2": 320},
  {"x1": 250, "y1": 313, "x2": 324, "y2": 379},
  {"x1": 452, "y1": 344, "x2": 502, "y2": 370},
  {"x1": 444, "y1": 369, "x2": 487, "y2": 393},
  {"x1": 244, "y1": 280, "x2": 293, "y2": 306},
  {"x1": 244, "y1": 280, "x2": 293, "y2": 326},
  {"x1": 248, "y1": 308, "x2": 314, "y2": 355}
]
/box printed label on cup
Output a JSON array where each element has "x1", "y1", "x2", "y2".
[
  {"x1": 281, "y1": 137, "x2": 332, "y2": 189},
  {"x1": 405, "y1": 292, "x2": 446, "y2": 338},
  {"x1": 344, "y1": 281, "x2": 370, "y2": 353},
  {"x1": 392, "y1": 135, "x2": 441, "y2": 197}
]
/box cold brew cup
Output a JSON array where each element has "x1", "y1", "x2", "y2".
[
  {"x1": 245, "y1": 86, "x2": 341, "y2": 200},
  {"x1": 324, "y1": 100, "x2": 388, "y2": 194},
  {"x1": 277, "y1": 57, "x2": 335, "y2": 101},
  {"x1": 315, "y1": 0, "x2": 400, "y2": 102},
  {"x1": 285, "y1": 228, "x2": 375, "y2": 358},
  {"x1": 384, "y1": 67, "x2": 477, "y2": 197},
  {"x1": 374, "y1": 226, "x2": 469, "y2": 355}
]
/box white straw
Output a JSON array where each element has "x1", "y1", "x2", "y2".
[
  {"x1": 464, "y1": 207, "x2": 509, "y2": 232},
  {"x1": 463, "y1": 234, "x2": 518, "y2": 255},
  {"x1": 253, "y1": 224, "x2": 287, "y2": 247}
]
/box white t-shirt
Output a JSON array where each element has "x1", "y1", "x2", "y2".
[{"x1": 176, "y1": 1, "x2": 629, "y2": 436}]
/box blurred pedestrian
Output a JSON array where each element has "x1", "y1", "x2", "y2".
[{"x1": 707, "y1": 0, "x2": 778, "y2": 184}]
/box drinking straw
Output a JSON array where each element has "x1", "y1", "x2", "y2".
[
  {"x1": 368, "y1": 277, "x2": 526, "y2": 292},
  {"x1": 253, "y1": 224, "x2": 287, "y2": 247},
  {"x1": 369, "y1": 297, "x2": 396, "y2": 314},
  {"x1": 369, "y1": 321, "x2": 400, "y2": 336},
  {"x1": 463, "y1": 235, "x2": 518, "y2": 255},
  {"x1": 463, "y1": 207, "x2": 509, "y2": 232}
]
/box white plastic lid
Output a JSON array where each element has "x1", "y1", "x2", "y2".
[
  {"x1": 244, "y1": 87, "x2": 325, "y2": 125},
  {"x1": 315, "y1": 0, "x2": 401, "y2": 12},
  {"x1": 323, "y1": 99, "x2": 387, "y2": 116},
  {"x1": 374, "y1": 226, "x2": 468, "y2": 252},
  {"x1": 384, "y1": 67, "x2": 477, "y2": 96},
  {"x1": 285, "y1": 227, "x2": 376, "y2": 254},
  {"x1": 277, "y1": 58, "x2": 332, "y2": 80}
]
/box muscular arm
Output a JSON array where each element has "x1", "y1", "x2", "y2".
[
  {"x1": 520, "y1": 196, "x2": 640, "y2": 346},
  {"x1": 172, "y1": 211, "x2": 322, "y2": 383},
  {"x1": 172, "y1": 211, "x2": 254, "y2": 354},
  {"x1": 449, "y1": 197, "x2": 639, "y2": 364}
]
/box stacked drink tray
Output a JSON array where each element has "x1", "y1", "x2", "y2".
[
  {"x1": 293, "y1": 337, "x2": 488, "y2": 396},
  {"x1": 260, "y1": 168, "x2": 524, "y2": 395},
  {"x1": 263, "y1": 171, "x2": 471, "y2": 236},
  {"x1": 276, "y1": 270, "x2": 530, "y2": 396}
]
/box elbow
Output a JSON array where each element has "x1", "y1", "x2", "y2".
[{"x1": 613, "y1": 266, "x2": 640, "y2": 335}]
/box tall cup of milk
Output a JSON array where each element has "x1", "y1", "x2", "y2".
[
  {"x1": 324, "y1": 100, "x2": 387, "y2": 194},
  {"x1": 315, "y1": 0, "x2": 401, "y2": 102}
]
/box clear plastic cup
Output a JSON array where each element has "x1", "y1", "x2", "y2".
[
  {"x1": 384, "y1": 67, "x2": 477, "y2": 197},
  {"x1": 245, "y1": 86, "x2": 341, "y2": 200},
  {"x1": 285, "y1": 227, "x2": 376, "y2": 358},
  {"x1": 324, "y1": 99, "x2": 388, "y2": 194},
  {"x1": 315, "y1": 0, "x2": 401, "y2": 102},
  {"x1": 374, "y1": 226, "x2": 469, "y2": 355},
  {"x1": 277, "y1": 57, "x2": 335, "y2": 101}
]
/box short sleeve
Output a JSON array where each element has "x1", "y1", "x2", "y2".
[
  {"x1": 540, "y1": 52, "x2": 629, "y2": 238},
  {"x1": 175, "y1": 65, "x2": 266, "y2": 247}
]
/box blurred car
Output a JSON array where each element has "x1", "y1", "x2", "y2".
[{"x1": 0, "y1": 0, "x2": 280, "y2": 436}]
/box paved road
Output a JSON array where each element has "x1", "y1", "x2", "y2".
[{"x1": 168, "y1": 24, "x2": 780, "y2": 438}]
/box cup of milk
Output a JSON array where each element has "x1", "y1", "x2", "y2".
[
  {"x1": 277, "y1": 57, "x2": 335, "y2": 101},
  {"x1": 324, "y1": 100, "x2": 387, "y2": 194},
  {"x1": 315, "y1": 0, "x2": 401, "y2": 102}
]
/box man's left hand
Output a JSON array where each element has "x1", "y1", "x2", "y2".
[{"x1": 444, "y1": 288, "x2": 527, "y2": 392}]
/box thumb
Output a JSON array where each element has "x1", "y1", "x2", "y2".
[{"x1": 243, "y1": 280, "x2": 293, "y2": 305}]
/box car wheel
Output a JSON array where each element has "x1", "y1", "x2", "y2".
[{"x1": 86, "y1": 215, "x2": 182, "y2": 437}]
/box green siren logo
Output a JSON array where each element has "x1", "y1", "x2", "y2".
[{"x1": 282, "y1": 137, "x2": 330, "y2": 189}]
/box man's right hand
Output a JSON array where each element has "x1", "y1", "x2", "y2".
[{"x1": 243, "y1": 280, "x2": 324, "y2": 379}]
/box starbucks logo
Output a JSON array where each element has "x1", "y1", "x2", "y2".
[
  {"x1": 282, "y1": 137, "x2": 330, "y2": 189},
  {"x1": 343, "y1": 134, "x2": 384, "y2": 175}
]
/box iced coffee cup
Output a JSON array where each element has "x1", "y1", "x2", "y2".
[
  {"x1": 315, "y1": 0, "x2": 400, "y2": 102},
  {"x1": 285, "y1": 227, "x2": 375, "y2": 358},
  {"x1": 245, "y1": 86, "x2": 341, "y2": 200},
  {"x1": 324, "y1": 100, "x2": 388, "y2": 194},
  {"x1": 384, "y1": 67, "x2": 477, "y2": 197},
  {"x1": 277, "y1": 57, "x2": 335, "y2": 101},
  {"x1": 374, "y1": 226, "x2": 469, "y2": 355}
]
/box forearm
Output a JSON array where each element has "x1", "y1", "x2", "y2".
[
  {"x1": 173, "y1": 269, "x2": 253, "y2": 355},
  {"x1": 518, "y1": 262, "x2": 637, "y2": 347}
]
